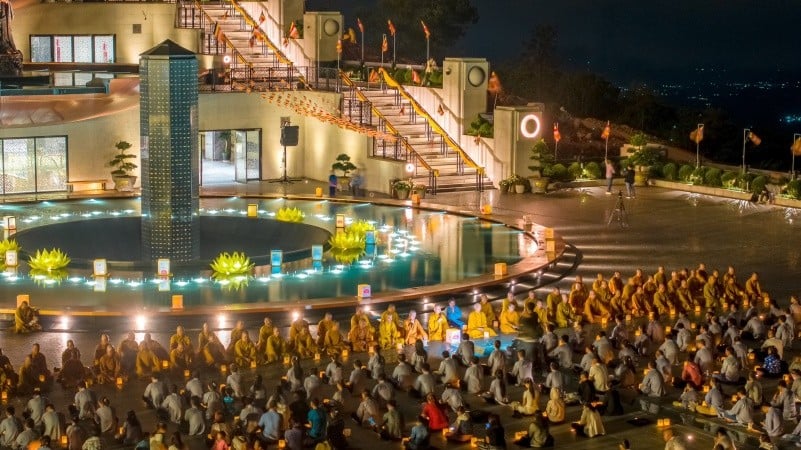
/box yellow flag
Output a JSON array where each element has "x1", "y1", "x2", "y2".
[{"x1": 792, "y1": 137, "x2": 801, "y2": 156}]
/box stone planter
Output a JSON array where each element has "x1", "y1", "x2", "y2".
[
  {"x1": 514, "y1": 184, "x2": 526, "y2": 194},
  {"x1": 112, "y1": 175, "x2": 137, "y2": 191},
  {"x1": 395, "y1": 189, "x2": 410, "y2": 200},
  {"x1": 532, "y1": 177, "x2": 550, "y2": 194}
]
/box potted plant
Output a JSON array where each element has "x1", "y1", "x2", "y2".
[
  {"x1": 107, "y1": 140, "x2": 137, "y2": 191},
  {"x1": 627, "y1": 133, "x2": 662, "y2": 186},
  {"x1": 498, "y1": 177, "x2": 514, "y2": 193},
  {"x1": 332, "y1": 153, "x2": 357, "y2": 191},
  {"x1": 392, "y1": 179, "x2": 412, "y2": 199},
  {"x1": 528, "y1": 139, "x2": 553, "y2": 193}
]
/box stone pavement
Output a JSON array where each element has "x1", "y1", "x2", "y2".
[{"x1": 3, "y1": 181, "x2": 801, "y2": 449}]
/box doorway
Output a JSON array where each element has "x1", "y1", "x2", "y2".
[{"x1": 199, "y1": 129, "x2": 261, "y2": 185}]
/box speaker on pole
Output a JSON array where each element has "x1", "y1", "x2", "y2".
[{"x1": 281, "y1": 126, "x2": 299, "y2": 146}]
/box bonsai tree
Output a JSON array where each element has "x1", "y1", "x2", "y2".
[
  {"x1": 107, "y1": 141, "x2": 137, "y2": 177},
  {"x1": 527, "y1": 138, "x2": 554, "y2": 178},
  {"x1": 331, "y1": 153, "x2": 357, "y2": 177}
]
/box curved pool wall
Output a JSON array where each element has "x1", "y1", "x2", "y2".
[{"x1": 0, "y1": 196, "x2": 538, "y2": 313}]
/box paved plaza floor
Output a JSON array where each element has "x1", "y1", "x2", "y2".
[{"x1": 2, "y1": 181, "x2": 800, "y2": 450}]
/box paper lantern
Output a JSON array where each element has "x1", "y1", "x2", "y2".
[
  {"x1": 220, "y1": 364, "x2": 228, "y2": 374},
  {"x1": 657, "y1": 419, "x2": 665, "y2": 427},
  {"x1": 171, "y1": 295, "x2": 184, "y2": 310},
  {"x1": 601, "y1": 318, "x2": 608, "y2": 327},
  {"x1": 494, "y1": 263, "x2": 507, "y2": 276},
  {"x1": 183, "y1": 370, "x2": 190, "y2": 378},
  {"x1": 625, "y1": 314, "x2": 632, "y2": 323},
  {"x1": 665, "y1": 326, "x2": 671, "y2": 334},
  {"x1": 694, "y1": 306, "x2": 701, "y2": 314},
  {"x1": 341, "y1": 349, "x2": 349, "y2": 358},
  {"x1": 115, "y1": 377, "x2": 123, "y2": 387},
  {"x1": 60, "y1": 435, "x2": 67, "y2": 446},
  {"x1": 703, "y1": 385, "x2": 710, "y2": 393},
  {"x1": 343, "y1": 428, "x2": 352, "y2": 437},
  {"x1": 748, "y1": 353, "x2": 755, "y2": 361},
  {"x1": 278, "y1": 440, "x2": 286, "y2": 449},
  {"x1": 247, "y1": 204, "x2": 258, "y2": 217},
  {"x1": 283, "y1": 355, "x2": 291, "y2": 365},
  {"x1": 250, "y1": 360, "x2": 257, "y2": 369},
  {"x1": 38, "y1": 375, "x2": 45, "y2": 383},
  {"x1": 118, "y1": 426, "x2": 124, "y2": 435},
  {"x1": 663, "y1": 418, "x2": 671, "y2": 426},
  {"x1": 441, "y1": 429, "x2": 448, "y2": 437},
  {"x1": 315, "y1": 187, "x2": 323, "y2": 197},
  {"x1": 161, "y1": 360, "x2": 169, "y2": 370},
  {"x1": 314, "y1": 353, "x2": 321, "y2": 361},
  {"x1": 0, "y1": 391, "x2": 6, "y2": 401},
  {"x1": 669, "y1": 309, "x2": 676, "y2": 317}
]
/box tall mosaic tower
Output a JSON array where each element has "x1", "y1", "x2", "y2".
[{"x1": 139, "y1": 40, "x2": 199, "y2": 262}]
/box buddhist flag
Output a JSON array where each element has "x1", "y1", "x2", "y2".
[
  {"x1": 347, "y1": 27, "x2": 357, "y2": 44},
  {"x1": 553, "y1": 123, "x2": 561, "y2": 143},
  {"x1": 488, "y1": 71, "x2": 502, "y2": 94},
  {"x1": 259, "y1": 11, "x2": 266, "y2": 24},
  {"x1": 336, "y1": 39, "x2": 342, "y2": 54},
  {"x1": 412, "y1": 70, "x2": 421, "y2": 85},
  {"x1": 368, "y1": 69, "x2": 379, "y2": 83},
  {"x1": 748, "y1": 131, "x2": 762, "y2": 146},
  {"x1": 437, "y1": 104, "x2": 444, "y2": 115},
  {"x1": 421, "y1": 20, "x2": 431, "y2": 40},
  {"x1": 222, "y1": 10, "x2": 229, "y2": 20},
  {"x1": 357, "y1": 17, "x2": 364, "y2": 34},
  {"x1": 601, "y1": 121, "x2": 611, "y2": 140},
  {"x1": 689, "y1": 124, "x2": 704, "y2": 144},
  {"x1": 288, "y1": 21, "x2": 300, "y2": 39},
  {"x1": 792, "y1": 136, "x2": 801, "y2": 156},
  {"x1": 213, "y1": 22, "x2": 224, "y2": 42},
  {"x1": 388, "y1": 20, "x2": 396, "y2": 36},
  {"x1": 381, "y1": 34, "x2": 388, "y2": 53}
]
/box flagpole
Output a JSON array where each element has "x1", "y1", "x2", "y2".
[
  {"x1": 742, "y1": 128, "x2": 750, "y2": 174},
  {"x1": 695, "y1": 123, "x2": 702, "y2": 168},
  {"x1": 393, "y1": 34, "x2": 396, "y2": 67},
  {"x1": 604, "y1": 136, "x2": 609, "y2": 160},
  {"x1": 426, "y1": 36, "x2": 429, "y2": 65},
  {"x1": 793, "y1": 133, "x2": 800, "y2": 179},
  {"x1": 360, "y1": 30, "x2": 364, "y2": 64}
]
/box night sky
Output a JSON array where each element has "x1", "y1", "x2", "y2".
[{"x1": 319, "y1": 0, "x2": 801, "y2": 85}]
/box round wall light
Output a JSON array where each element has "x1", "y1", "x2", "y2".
[{"x1": 520, "y1": 114, "x2": 541, "y2": 139}]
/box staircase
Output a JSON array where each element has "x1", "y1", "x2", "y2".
[
  {"x1": 342, "y1": 70, "x2": 493, "y2": 193},
  {"x1": 176, "y1": 0, "x2": 308, "y2": 89}
]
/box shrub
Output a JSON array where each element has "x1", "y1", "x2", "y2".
[
  {"x1": 786, "y1": 179, "x2": 801, "y2": 199},
  {"x1": 704, "y1": 168, "x2": 722, "y2": 187},
  {"x1": 736, "y1": 173, "x2": 756, "y2": 190},
  {"x1": 649, "y1": 162, "x2": 664, "y2": 179},
  {"x1": 750, "y1": 175, "x2": 768, "y2": 194},
  {"x1": 567, "y1": 162, "x2": 582, "y2": 181},
  {"x1": 584, "y1": 161, "x2": 601, "y2": 180},
  {"x1": 678, "y1": 164, "x2": 694, "y2": 182},
  {"x1": 690, "y1": 166, "x2": 706, "y2": 184},
  {"x1": 721, "y1": 171, "x2": 738, "y2": 188},
  {"x1": 547, "y1": 163, "x2": 568, "y2": 181},
  {"x1": 662, "y1": 162, "x2": 677, "y2": 180}
]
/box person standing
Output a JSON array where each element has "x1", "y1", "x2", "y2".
[
  {"x1": 624, "y1": 164, "x2": 636, "y2": 198},
  {"x1": 605, "y1": 159, "x2": 615, "y2": 194},
  {"x1": 328, "y1": 171, "x2": 338, "y2": 197}
]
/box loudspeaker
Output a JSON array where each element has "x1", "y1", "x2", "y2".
[{"x1": 280, "y1": 126, "x2": 299, "y2": 146}]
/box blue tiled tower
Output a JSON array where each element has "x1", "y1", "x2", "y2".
[{"x1": 139, "y1": 40, "x2": 199, "y2": 262}]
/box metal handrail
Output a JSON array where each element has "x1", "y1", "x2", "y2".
[
  {"x1": 377, "y1": 68, "x2": 484, "y2": 174},
  {"x1": 223, "y1": 0, "x2": 311, "y2": 89},
  {"x1": 193, "y1": 1, "x2": 249, "y2": 66},
  {"x1": 340, "y1": 71, "x2": 434, "y2": 174}
]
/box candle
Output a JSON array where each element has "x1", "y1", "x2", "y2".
[
  {"x1": 0, "y1": 391, "x2": 6, "y2": 401},
  {"x1": 184, "y1": 370, "x2": 190, "y2": 378},
  {"x1": 314, "y1": 353, "x2": 321, "y2": 362},
  {"x1": 669, "y1": 309, "x2": 676, "y2": 317},
  {"x1": 694, "y1": 306, "x2": 701, "y2": 314},
  {"x1": 470, "y1": 437, "x2": 479, "y2": 448},
  {"x1": 278, "y1": 440, "x2": 286, "y2": 449},
  {"x1": 663, "y1": 418, "x2": 671, "y2": 426},
  {"x1": 283, "y1": 355, "x2": 291, "y2": 365},
  {"x1": 601, "y1": 318, "x2": 608, "y2": 327},
  {"x1": 38, "y1": 375, "x2": 45, "y2": 383},
  {"x1": 625, "y1": 314, "x2": 632, "y2": 323},
  {"x1": 119, "y1": 426, "x2": 124, "y2": 435},
  {"x1": 657, "y1": 419, "x2": 664, "y2": 427},
  {"x1": 341, "y1": 349, "x2": 349, "y2": 358},
  {"x1": 220, "y1": 364, "x2": 228, "y2": 374},
  {"x1": 250, "y1": 360, "x2": 257, "y2": 369},
  {"x1": 703, "y1": 385, "x2": 710, "y2": 393},
  {"x1": 665, "y1": 326, "x2": 671, "y2": 333},
  {"x1": 115, "y1": 377, "x2": 123, "y2": 387},
  {"x1": 161, "y1": 360, "x2": 169, "y2": 370}
]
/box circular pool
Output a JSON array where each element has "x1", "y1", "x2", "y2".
[{"x1": 0, "y1": 196, "x2": 549, "y2": 315}]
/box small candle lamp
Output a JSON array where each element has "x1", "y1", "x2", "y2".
[
  {"x1": 601, "y1": 318, "x2": 608, "y2": 327},
  {"x1": 319, "y1": 371, "x2": 325, "y2": 378},
  {"x1": 690, "y1": 322, "x2": 697, "y2": 330},
  {"x1": 514, "y1": 431, "x2": 527, "y2": 440},
  {"x1": 703, "y1": 385, "x2": 710, "y2": 393},
  {"x1": 635, "y1": 329, "x2": 642, "y2": 337},
  {"x1": 0, "y1": 391, "x2": 6, "y2": 401},
  {"x1": 119, "y1": 426, "x2": 124, "y2": 435},
  {"x1": 669, "y1": 309, "x2": 676, "y2": 317},
  {"x1": 657, "y1": 419, "x2": 665, "y2": 427},
  {"x1": 250, "y1": 360, "x2": 257, "y2": 369},
  {"x1": 283, "y1": 355, "x2": 291, "y2": 365},
  {"x1": 161, "y1": 360, "x2": 169, "y2": 370},
  {"x1": 60, "y1": 436, "x2": 68, "y2": 447},
  {"x1": 625, "y1": 314, "x2": 632, "y2": 323},
  {"x1": 663, "y1": 418, "x2": 671, "y2": 426},
  {"x1": 748, "y1": 353, "x2": 755, "y2": 361},
  {"x1": 278, "y1": 440, "x2": 286, "y2": 449},
  {"x1": 38, "y1": 374, "x2": 45, "y2": 383},
  {"x1": 115, "y1": 377, "x2": 123, "y2": 387},
  {"x1": 665, "y1": 326, "x2": 671, "y2": 334},
  {"x1": 694, "y1": 306, "x2": 701, "y2": 314},
  {"x1": 184, "y1": 370, "x2": 191, "y2": 378},
  {"x1": 343, "y1": 428, "x2": 352, "y2": 437},
  {"x1": 314, "y1": 353, "x2": 321, "y2": 362},
  {"x1": 470, "y1": 437, "x2": 479, "y2": 448},
  {"x1": 220, "y1": 364, "x2": 228, "y2": 374},
  {"x1": 441, "y1": 429, "x2": 448, "y2": 437},
  {"x1": 341, "y1": 349, "x2": 349, "y2": 359}
]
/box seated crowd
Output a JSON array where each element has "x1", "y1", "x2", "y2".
[{"x1": 4, "y1": 264, "x2": 801, "y2": 450}]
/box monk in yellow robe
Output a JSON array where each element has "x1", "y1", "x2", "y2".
[
  {"x1": 227, "y1": 321, "x2": 246, "y2": 355},
  {"x1": 169, "y1": 343, "x2": 193, "y2": 373},
  {"x1": 265, "y1": 328, "x2": 287, "y2": 363},
  {"x1": 403, "y1": 310, "x2": 427, "y2": 345},
  {"x1": 351, "y1": 307, "x2": 371, "y2": 334},
  {"x1": 135, "y1": 346, "x2": 161, "y2": 379},
  {"x1": 498, "y1": 303, "x2": 520, "y2": 334},
  {"x1": 317, "y1": 313, "x2": 335, "y2": 348},
  {"x1": 14, "y1": 301, "x2": 41, "y2": 334},
  {"x1": 381, "y1": 305, "x2": 403, "y2": 338},
  {"x1": 96, "y1": 345, "x2": 121, "y2": 384},
  {"x1": 350, "y1": 318, "x2": 376, "y2": 353},
  {"x1": 294, "y1": 327, "x2": 317, "y2": 358},
  {"x1": 378, "y1": 314, "x2": 401, "y2": 350},
  {"x1": 324, "y1": 322, "x2": 346, "y2": 356},
  {"x1": 233, "y1": 331, "x2": 257, "y2": 368},
  {"x1": 582, "y1": 291, "x2": 610, "y2": 324},
  {"x1": 427, "y1": 306, "x2": 448, "y2": 341},
  {"x1": 169, "y1": 326, "x2": 193, "y2": 354},
  {"x1": 479, "y1": 295, "x2": 497, "y2": 327},
  {"x1": 199, "y1": 332, "x2": 227, "y2": 368},
  {"x1": 256, "y1": 317, "x2": 274, "y2": 354},
  {"x1": 288, "y1": 317, "x2": 309, "y2": 345},
  {"x1": 555, "y1": 294, "x2": 574, "y2": 329},
  {"x1": 467, "y1": 303, "x2": 496, "y2": 339}
]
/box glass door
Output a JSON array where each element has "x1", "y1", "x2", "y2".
[
  {"x1": 246, "y1": 130, "x2": 261, "y2": 180},
  {"x1": 233, "y1": 130, "x2": 247, "y2": 183}
]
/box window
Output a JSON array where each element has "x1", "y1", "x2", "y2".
[
  {"x1": 0, "y1": 136, "x2": 68, "y2": 194},
  {"x1": 29, "y1": 35, "x2": 115, "y2": 63}
]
